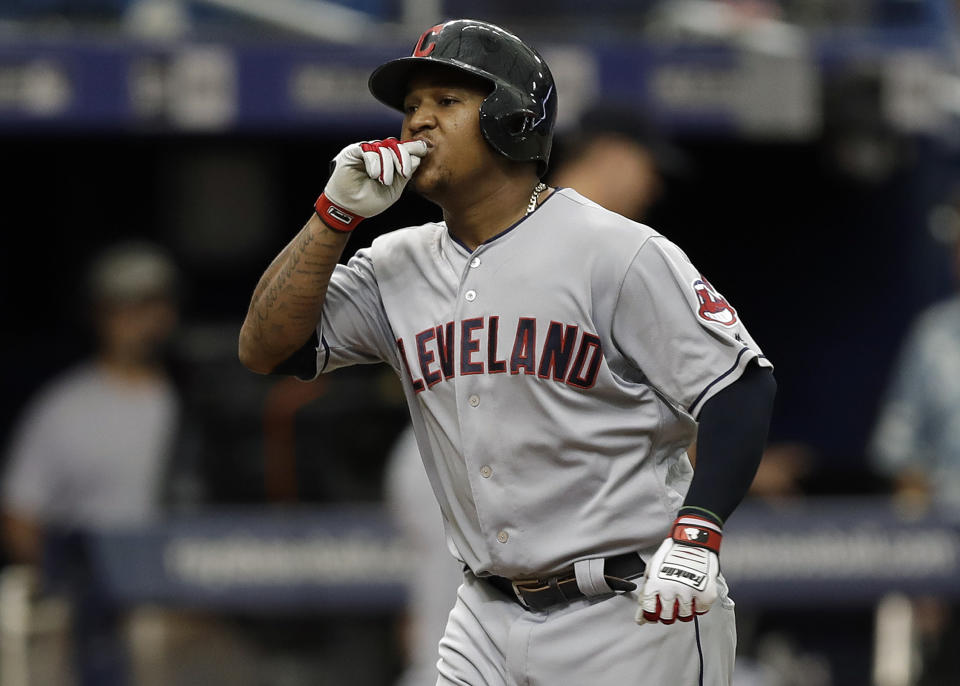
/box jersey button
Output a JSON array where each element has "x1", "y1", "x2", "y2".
[
  {"x1": 497, "y1": 530, "x2": 509, "y2": 544},
  {"x1": 480, "y1": 465, "x2": 492, "y2": 478},
  {"x1": 465, "y1": 289, "x2": 477, "y2": 302},
  {"x1": 469, "y1": 395, "x2": 480, "y2": 407},
  {"x1": 470, "y1": 257, "x2": 481, "y2": 269}
]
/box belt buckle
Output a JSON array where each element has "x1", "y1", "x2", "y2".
[{"x1": 510, "y1": 578, "x2": 539, "y2": 608}]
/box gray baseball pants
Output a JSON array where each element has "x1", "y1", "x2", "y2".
[{"x1": 436, "y1": 569, "x2": 736, "y2": 686}]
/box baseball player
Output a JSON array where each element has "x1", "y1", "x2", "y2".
[{"x1": 239, "y1": 19, "x2": 776, "y2": 686}]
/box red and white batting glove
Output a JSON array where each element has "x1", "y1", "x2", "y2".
[
  {"x1": 315, "y1": 138, "x2": 429, "y2": 232},
  {"x1": 635, "y1": 514, "x2": 722, "y2": 625}
]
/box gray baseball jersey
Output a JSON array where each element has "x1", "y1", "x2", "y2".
[{"x1": 315, "y1": 187, "x2": 771, "y2": 580}]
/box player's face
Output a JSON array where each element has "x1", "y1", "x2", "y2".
[
  {"x1": 401, "y1": 69, "x2": 496, "y2": 198},
  {"x1": 97, "y1": 296, "x2": 178, "y2": 364}
]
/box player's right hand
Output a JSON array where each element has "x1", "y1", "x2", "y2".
[{"x1": 315, "y1": 138, "x2": 429, "y2": 232}]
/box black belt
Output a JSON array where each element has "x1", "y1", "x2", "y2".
[{"x1": 483, "y1": 552, "x2": 646, "y2": 612}]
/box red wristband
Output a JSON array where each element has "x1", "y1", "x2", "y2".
[
  {"x1": 315, "y1": 194, "x2": 363, "y2": 232},
  {"x1": 670, "y1": 515, "x2": 723, "y2": 554}
]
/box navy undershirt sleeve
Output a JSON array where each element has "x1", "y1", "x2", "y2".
[
  {"x1": 680, "y1": 361, "x2": 777, "y2": 526},
  {"x1": 270, "y1": 331, "x2": 320, "y2": 380}
]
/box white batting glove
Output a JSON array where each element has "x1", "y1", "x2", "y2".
[
  {"x1": 635, "y1": 515, "x2": 722, "y2": 625},
  {"x1": 314, "y1": 138, "x2": 429, "y2": 232}
]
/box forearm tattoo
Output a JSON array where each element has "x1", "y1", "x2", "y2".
[{"x1": 247, "y1": 221, "x2": 346, "y2": 353}]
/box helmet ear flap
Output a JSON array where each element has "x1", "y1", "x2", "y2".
[
  {"x1": 478, "y1": 86, "x2": 554, "y2": 177},
  {"x1": 479, "y1": 89, "x2": 532, "y2": 151},
  {"x1": 497, "y1": 109, "x2": 538, "y2": 136}
]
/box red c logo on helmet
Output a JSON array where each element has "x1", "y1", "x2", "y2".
[{"x1": 413, "y1": 23, "x2": 445, "y2": 57}]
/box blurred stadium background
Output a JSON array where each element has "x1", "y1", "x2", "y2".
[{"x1": 1, "y1": 1, "x2": 960, "y2": 685}]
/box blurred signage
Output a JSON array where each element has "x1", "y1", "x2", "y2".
[
  {"x1": 129, "y1": 47, "x2": 237, "y2": 129},
  {"x1": 89, "y1": 506, "x2": 410, "y2": 611},
  {"x1": 289, "y1": 63, "x2": 377, "y2": 111},
  {"x1": 164, "y1": 534, "x2": 407, "y2": 586},
  {"x1": 0, "y1": 59, "x2": 71, "y2": 116},
  {"x1": 646, "y1": 49, "x2": 821, "y2": 138},
  {"x1": 83, "y1": 498, "x2": 960, "y2": 613},
  {"x1": 723, "y1": 499, "x2": 960, "y2": 606},
  {"x1": 0, "y1": 34, "x2": 949, "y2": 137}
]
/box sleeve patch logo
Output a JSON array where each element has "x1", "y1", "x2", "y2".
[{"x1": 693, "y1": 277, "x2": 737, "y2": 326}]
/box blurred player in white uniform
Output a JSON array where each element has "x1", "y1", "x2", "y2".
[
  {"x1": 870, "y1": 204, "x2": 960, "y2": 506},
  {"x1": 2, "y1": 241, "x2": 181, "y2": 686},
  {"x1": 3, "y1": 241, "x2": 180, "y2": 561},
  {"x1": 869, "y1": 190, "x2": 960, "y2": 686},
  {"x1": 385, "y1": 425, "x2": 462, "y2": 686}
]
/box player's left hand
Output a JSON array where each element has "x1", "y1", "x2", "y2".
[{"x1": 635, "y1": 515, "x2": 722, "y2": 625}]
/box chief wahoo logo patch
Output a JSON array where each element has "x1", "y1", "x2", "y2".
[{"x1": 693, "y1": 277, "x2": 737, "y2": 326}]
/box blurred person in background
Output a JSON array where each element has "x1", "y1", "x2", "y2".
[
  {"x1": 1, "y1": 240, "x2": 182, "y2": 686},
  {"x1": 868, "y1": 186, "x2": 960, "y2": 686},
  {"x1": 385, "y1": 425, "x2": 462, "y2": 686},
  {"x1": 869, "y1": 189, "x2": 960, "y2": 509},
  {"x1": 383, "y1": 104, "x2": 685, "y2": 686},
  {"x1": 549, "y1": 104, "x2": 682, "y2": 221}
]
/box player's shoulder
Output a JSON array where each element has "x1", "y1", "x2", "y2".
[
  {"x1": 908, "y1": 293, "x2": 960, "y2": 348},
  {"x1": 369, "y1": 221, "x2": 445, "y2": 256},
  {"x1": 43, "y1": 363, "x2": 102, "y2": 396},
  {"x1": 365, "y1": 221, "x2": 446, "y2": 282},
  {"x1": 16, "y1": 363, "x2": 102, "y2": 422},
  {"x1": 544, "y1": 189, "x2": 698, "y2": 274},
  {"x1": 917, "y1": 294, "x2": 960, "y2": 328},
  {"x1": 546, "y1": 188, "x2": 661, "y2": 248}
]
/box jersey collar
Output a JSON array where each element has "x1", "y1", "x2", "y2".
[{"x1": 446, "y1": 187, "x2": 564, "y2": 254}]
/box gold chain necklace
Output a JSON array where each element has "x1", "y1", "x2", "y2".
[{"x1": 526, "y1": 182, "x2": 547, "y2": 215}]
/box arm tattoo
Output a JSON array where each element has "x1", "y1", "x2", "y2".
[{"x1": 245, "y1": 220, "x2": 347, "y2": 355}]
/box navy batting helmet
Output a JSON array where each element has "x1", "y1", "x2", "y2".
[{"x1": 368, "y1": 19, "x2": 557, "y2": 177}]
